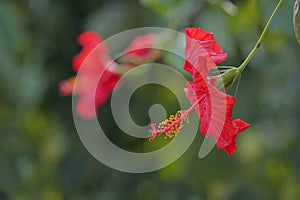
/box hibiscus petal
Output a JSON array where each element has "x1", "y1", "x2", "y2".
[
  {"x1": 184, "y1": 30, "x2": 250, "y2": 155},
  {"x1": 223, "y1": 119, "x2": 250, "y2": 156},
  {"x1": 233, "y1": 119, "x2": 251, "y2": 133},
  {"x1": 190, "y1": 68, "x2": 249, "y2": 155},
  {"x1": 72, "y1": 31, "x2": 107, "y2": 72},
  {"x1": 123, "y1": 34, "x2": 158, "y2": 63},
  {"x1": 185, "y1": 28, "x2": 227, "y2": 65},
  {"x1": 69, "y1": 31, "x2": 120, "y2": 119}
]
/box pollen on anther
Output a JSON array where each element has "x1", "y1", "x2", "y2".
[
  {"x1": 157, "y1": 110, "x2": 186, "y2": 139},
  {"x1": 148, "y1": 109, "x2": 190, "y2": 141}
]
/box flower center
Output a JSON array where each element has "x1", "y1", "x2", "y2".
[
  {"x1": 148, "y1": 110, "x2": 189, "y2": 142},
  {"x1": 148, "y1": 95, "x2": 204, "y2": 141}
]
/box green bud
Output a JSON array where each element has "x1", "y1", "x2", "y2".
[
  {"x1": 214, "y1": 67, "x2": 240, "y2": 90},
  {"x1": 294, "y1": 0, "x2": 300, "y2": 45}
]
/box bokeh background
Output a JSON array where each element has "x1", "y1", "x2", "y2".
[{"x1": 1, "y1": 0, "x2": 300, "y2": 199}]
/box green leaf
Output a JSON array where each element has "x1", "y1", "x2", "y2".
[
  {"x1": 139, "y1": 0, "x2": 179, "y2": 16},
  {"x1": 294, "y1": 0, "x2": 300, "y2": 45}
]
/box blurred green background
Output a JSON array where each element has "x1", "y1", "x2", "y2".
[{"x1": 0, "y1": 0, "x2": 300, "y2": 199}]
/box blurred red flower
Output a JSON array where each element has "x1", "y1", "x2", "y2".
[
  {"x1": 122, "y1": 33, "x2": 160, "y2": 64},
  {"x1": 59, "y1": 31, "x2": 159, "y2": 119},
  {"x1": 59, "y1": 31, "x2": 119, "y2": 119}
]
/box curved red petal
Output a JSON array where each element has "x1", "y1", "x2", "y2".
[
  {"x1": 77, "y1": 31, "x2": 104, "y2": 49},
  {"x1": 184, "y1": 27, "x2": 250, "y2": 156},
  {"x1": 233, "y1": 119, "x2": 251, "y2": 133},
  {"x1": 185, "y1": 28, "x2": 227, "y2": 65},
  {"x1": 76, "y1": 96, "x2": 97, "y2": 119},
  {"x1": 185, "y1": 61, "x2": 250, "y2": 156},
  {"x1": 72, "y1": 31, "x2": 107, "y2": 72},
  {"x1": 123, "y1": 34, "x2": 157, "y2": 63},
  {"x1": 71, "y1": 31, "x2": 120, "y2": 119}
]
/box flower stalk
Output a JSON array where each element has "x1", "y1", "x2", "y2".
[{"x1": 238, "y1": 0, "x2": 284, "y2": 72}]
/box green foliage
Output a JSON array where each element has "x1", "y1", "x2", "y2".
[
  {"x1": 294, "y1": 0, "x2": 300, "y2": 45},
  {"x1": 139, "y1": 0, "x2": 182, "y2": 16},
  {"x1": 139, "y1": 0, "x2": 204, "y2": 27},
  {"x1": 0, "y1": 0, "x2": 300, "y2": 199}
]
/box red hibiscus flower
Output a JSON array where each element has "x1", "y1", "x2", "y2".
[
  {"x1": 59, "y1": 31, "x2": 119, "y2": 119},
  {"x1": 149, "y1": 28, "x2": 250, "y2": 156}
]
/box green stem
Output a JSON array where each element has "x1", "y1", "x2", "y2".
[{"x1": 238, "y1": 0, "x2": 284, "y2": 72}]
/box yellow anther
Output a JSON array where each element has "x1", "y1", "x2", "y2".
[{"x1": 155, "y1": 110, "x2": 189, "y2": 139}]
